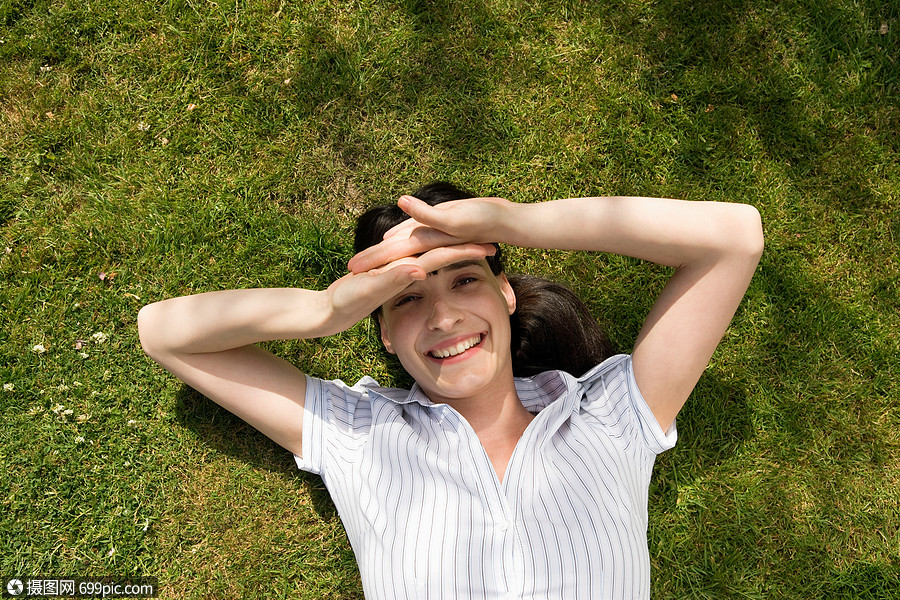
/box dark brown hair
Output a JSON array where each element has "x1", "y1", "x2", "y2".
[
  {"x1": 354, "y1": 182, "x2": 503, "y2": 275},
  {"x1": 354, "y1": 182, "x2": 614, "y2": 377},
  {"x1": 506, "y1": 274, "x2": 614, "y2": 377}
]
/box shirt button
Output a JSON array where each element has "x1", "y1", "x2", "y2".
[{"x1": 497, "y1": 520, "x2": 511, "y2": 531}]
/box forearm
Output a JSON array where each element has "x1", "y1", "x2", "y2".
[
  {"x1": 138, "y1": 287, "x2": 335, "y2": 357},
  {"x1": 138, "y1": 243, "x2": 493, "y2": 358},
  {"x1": 501, "y1": 196, "x2": 764, "y2": 268}
]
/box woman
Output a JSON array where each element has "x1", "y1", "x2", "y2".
[{"x1": 138, "y1": 183, "x2": 763, "y2": 599}]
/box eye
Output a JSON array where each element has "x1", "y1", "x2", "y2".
[
  {"x1": 454, "y1": 276, "x2": 479, "y2": 287},
  {"x1": 394, "y1": 294, "x2": 419, "y2": 307}
]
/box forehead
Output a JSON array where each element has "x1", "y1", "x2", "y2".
[
  {"x1": 426, "y1": 259, "x2": 490, "y2": 277},
  {"x1": 385, "y1": 259, "x2": 494, "y2": 305}
]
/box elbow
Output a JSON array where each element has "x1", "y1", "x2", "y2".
[
  {"x1": 745, "y1": 204, "x2": 765, "y2": 260},
  {"x1": 729, "y1": 203, "x2": 764, "y2": 262},
  {"x1": 137, "y1": 303, "x2": 165, "y2": 361}
]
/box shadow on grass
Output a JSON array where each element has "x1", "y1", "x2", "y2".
[
  {"x1": 630, "y1": 0, "x2": 899, "y2": 213},
  {"x1": 173, "y1": 385, "x2": 340, "y2": 521},
  {"x1": 248, "y1": 0, "x2": 519, "y2": 177},
  {"x1": 750, "y1": 248, "x2": 897, "y2": 463},
  {"x1": 648, "y1": 244, "x2": 899, "y2": 594},
  {"x1": 650, "y1": 373, "x2": 754, "y2": 505}
]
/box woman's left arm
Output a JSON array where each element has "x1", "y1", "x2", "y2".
[
  {"x1": 511, "y1": 196, "x2": 764, "y2": 432},
  {"x1": 349, "y1": 195, "x2": 764, "y2": 431}
]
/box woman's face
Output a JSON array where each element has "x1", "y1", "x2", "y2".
[{"x1": 378, "y1": 259, "x2": 517, "y2": 405}]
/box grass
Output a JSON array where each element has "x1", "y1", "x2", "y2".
[{"x1": 1, "y1": 0, "x2": 898, "y2": 597}]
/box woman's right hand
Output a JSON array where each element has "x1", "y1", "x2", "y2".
[
  {"x1": 328, "y1": 242, "x2": 498, "y2": 328},
  {"x1": 347, "y1": 195, "x2": 515, "y2": 274}
]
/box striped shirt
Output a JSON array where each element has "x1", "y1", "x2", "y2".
[{"x1": 294, "y1": 354, "x2": 677, "y2": 599}]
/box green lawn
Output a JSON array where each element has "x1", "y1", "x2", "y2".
[{"x1": 1, "y1": 0, "x2": 898, "y2": 598}]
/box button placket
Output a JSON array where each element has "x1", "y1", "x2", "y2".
[{"x1": 441, "y1": 405, "x2": 524, "y2": 598}]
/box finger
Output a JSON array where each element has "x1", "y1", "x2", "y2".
[
  {"x1": 363, "y1": 243, "x2": 494, "y2": 277},
  {"x1": 410, "y1": 243, "x2": 497, "y2": 274},
  {"x1": 395, "y1": 195, "x2": 451, "y2": 231},
  {"x1": 367, "y1": 260, "x2": 426, "y2": 282},
  {"x1": 350, "y1": 261, "x2": 427, "y2": 298},
  {"x1": 382, "y1": 197, "x2": 423, "y2": 240},
  {"x1": 348, "y1": 238, "x2": 417, "y2": 274},
  {"x1": 381, "y1": 197, "x2": 458, "y2": 241},
  {"x1": 329, "y1": 263, "x2": 426, "y2": 322},
  {"x1": 381, "y1": 216, "x2": 422, "y2": 241},
  {"x1": 397, "y1": 194, "x2": 423, "y2": 217},
  {"x1": 382, "y1": 196, "x2": 431, "y2": 240},
  {"x1": 348, "y1": 227, "x2": 460, "y2": 274}
]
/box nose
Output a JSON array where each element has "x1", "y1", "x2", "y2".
[{"x1": 426, "y1": 299, "x2": 463, "y2": 331}]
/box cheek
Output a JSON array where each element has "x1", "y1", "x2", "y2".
[{"x1": 379, "y1": 314, "x2": 418, "y2": 356}]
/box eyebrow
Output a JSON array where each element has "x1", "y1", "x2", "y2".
[
  {"x1": 383, "y1": 260, "x2": 489, "y2": 311},
  {"x1": 426, "y1": 259, "x2": 486, "y2": 277}
]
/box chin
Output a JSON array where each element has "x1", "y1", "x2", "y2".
[{"x1": 423, "y1": 365, "x2": 514, "y2": 404}]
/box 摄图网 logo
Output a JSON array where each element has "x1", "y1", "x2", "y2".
[{"x1": 6, "y1": 579, "x2": 24, "y2": 596}]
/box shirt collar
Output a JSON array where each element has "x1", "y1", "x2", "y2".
[{"x1": 363, "y1": 370, "x2": 582, "y2": 417}]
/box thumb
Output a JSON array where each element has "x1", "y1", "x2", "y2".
[
  {"x1": 370, "y1": 262, "x2": 426, "y2": 290},
  {"x1": 397, "y1": 195, "x2": 437, "y2": 224}
]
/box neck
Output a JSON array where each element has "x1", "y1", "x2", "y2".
[
  {"x1": 441, "y1": 385, "x2": 535, "y2": 483},
  {"x1": 423, "y1": 369, "x2": 528, "y2": 435},
  {"x1": 417, "y1": 362, "x2": 534, "y2": 480},
  {"x1": 450, "y1": 389, "x2": 532, "y2": 437}
]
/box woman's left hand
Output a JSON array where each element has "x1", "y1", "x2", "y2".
[{"x1": 348, "y1": 195, "x2": 514, "y2": 273}]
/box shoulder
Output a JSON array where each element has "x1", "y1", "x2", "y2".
[
  {"x1": 578, "y1": 353, "x2": 632, "y2": 383},
  {"x1": 577, "y1": 354, "x2": 678, "y2": 455},
  {"x1": 296, "y1": 374, "x2": 412, "y2": 475},
  {"x1": 304, "y1": 374, "x2": 423, "y2": 429},
  {"x1": 513, "y1": 354, "x2": 632, "y2": 414}
]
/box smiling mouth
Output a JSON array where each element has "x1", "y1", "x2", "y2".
[{"x1": 427, "y1": 334, "x2": 484, "y2": 359}]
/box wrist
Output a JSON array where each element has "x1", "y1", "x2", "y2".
[{"x1": 496, "y1": 201, "x2": 540, "y2": 248}]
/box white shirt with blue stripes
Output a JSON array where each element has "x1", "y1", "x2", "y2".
[{"x1": 294, "y1": 353, "x2": 677, "y2": 599}]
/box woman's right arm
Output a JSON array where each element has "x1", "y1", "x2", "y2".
[
  {"x1": 138, "y1": 245, "x2": 496, "y2": 456},
  {"x1": 138, "y1": 288, "x2": 334, "y2": 456}
]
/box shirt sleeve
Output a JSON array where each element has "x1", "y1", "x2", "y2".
[
  {"x1": 578, "y1": 354, "x2": 678, "y2": 457},
  {"x1": 292, "y1": 374, "x2": 377, "y2": 476},
  {"x1": 293, "y1": 375, "x2": 326, "y2": 475}
]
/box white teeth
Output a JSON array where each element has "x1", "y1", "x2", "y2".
[{"x1": 430, "y1": 335, "x2": 482, "y2": 358}]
